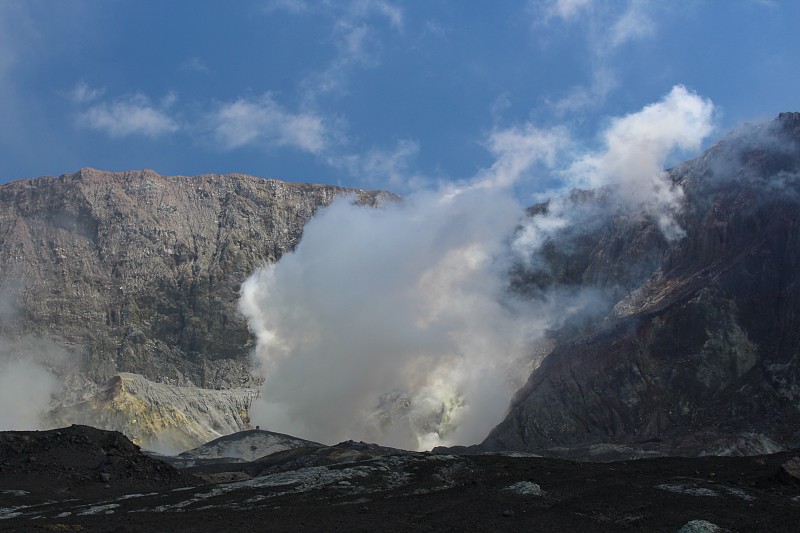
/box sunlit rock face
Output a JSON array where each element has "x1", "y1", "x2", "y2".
[
  {"x1": 0, "y1": 168, "x2": 389, "y2": 390},
  {"x1": 484, "y1": 113, "x2": 800, "y2": 457},
  {"x1": 0, "y1": 168, "x2": 390, "y2": 446},
  {"x1": 47, "y1": 373, "x2": 259, "y2": 453}
]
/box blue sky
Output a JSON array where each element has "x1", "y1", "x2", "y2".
[{"x1": 1, "y1": 0, "x2": 798, "y2": 195}]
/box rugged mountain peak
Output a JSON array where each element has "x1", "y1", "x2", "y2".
[
  {"x1": 776, "y1": 111, "x2": 800, "y2": 134},
  {"x1": 485, "y1": 113, "x2": 800, "y2": 458},
  {"x1": 0, "y1": 169, "x2": 391, "y2": 391},
  {"x1": 0, "y1": 169, "x2": 396, "y2": 448}
]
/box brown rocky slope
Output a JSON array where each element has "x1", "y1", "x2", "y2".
[{"x1": 483, "y1": 112, "x2": 800, "y2": 457}]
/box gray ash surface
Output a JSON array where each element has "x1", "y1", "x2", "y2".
[{"x1": 1, "y1": 426, "x2": 799, "y2": 532}]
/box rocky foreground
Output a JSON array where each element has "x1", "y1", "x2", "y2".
[{"x1": 0, "y1": 426, "x2": 799, "y2": 532}]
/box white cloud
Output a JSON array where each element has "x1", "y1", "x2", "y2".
[
  {"x1": 567, "y1": 84, "x2": 714, "y2": 237},
  {"x1": 349, "y1": 0, "x2": 403, "y2": 29},
  {"x1": 307, "y1": 23, "x2": 378, "y2": 97},
  {"x1": 333, "y1": 139, "x2": 423, "y2": 189},
  {"x1": 513, "y1": 85, "x2": 715, "y2": 256},
  {"x1": 537, "y1": 0, "x2": 654, "y2": 49},
  {"x1": 266, "y1": 0, "x2": 403, "y2": 28},
  {"x1": 542, "y1": 0, "x2": 593, "y2": 21},
  {"x1": 179, "y1": 57, "x2": 210, "y2": 74},
  {"x1": 477, "y1": 123, "x2": 570, "y2": 189},
  {"x1": 208, "y1": 94, "x2": 331, "y2": 154},
  {"x1": 535, "y1": 0, "x2": 659, "y2": 111},
  {"x1": 79, "y1": 93, "x2": 179, "y2": 138},
  {"x1": 293, "y1": 0, "x2": 403, "y2": 101},
  {"x1": 70, "y1": 81, "x2": 104, "y2": 104},
  {"x1": 551, "y1": 65, "x2": 618, "y2": 113},
  {"x1": 609, "y1": 0, "x2": 655, "y2": 48}
]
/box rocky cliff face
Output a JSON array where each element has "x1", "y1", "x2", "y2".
[
  {"x1": 0, "y1": 168, "x2": 390, "y2": 390},
  {"x1": 48, "y1": 373, "x2": 259, "y2": 453},
  {"x1": 484, "y1": 112, "x2": 800, "y2": 457},
  {"x1": 0, "y1": 169, "x2": 391, "y2": 450}
]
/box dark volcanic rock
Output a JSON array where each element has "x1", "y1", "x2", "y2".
[
  {"x1": 485, "y1": 113, "x2": 800, "y2": 457},
  {"x1": 779, "y1": 456, "x2": 800, "y2": 484},
  {"x1": 1, "y1": 427, "x2": 799, "y2": 531},
  {"x1": 0, "y1": 168, "x2": 392, "y2": 389},
  {"x1": 176, "y1": 428, "x2": 325, "y2": 463},
  {"x1": 0, "y1": 425, "x2": 197, "y2": 493}
]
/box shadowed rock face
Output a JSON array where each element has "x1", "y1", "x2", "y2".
[
  {"x1": 485, "y1": 113, "x2": 800, "y2": 456},
  {"x1": 0, "y1": 168, "x2": 391, "y2": 390},
  {"x1": 2, "y1": 424, "x2": 800, "y2": 531}
]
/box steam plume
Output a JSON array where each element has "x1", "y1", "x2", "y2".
[
  {"x1": 0, "y1": 337, "x2": 67, "y2": 430},
  {"x1": 239, "y1": 85, "x2": 716, "y2": 450}
]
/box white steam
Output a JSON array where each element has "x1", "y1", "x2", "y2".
[
  {"x1": 239, "y1": 85, "x2": 716, "y2": 450},
  {"x1": 0, "y1": 337, "x2": 67, "y2": 430},
  {"x1": 567, "y1": 85, "x2": 714, "y2": 238}
]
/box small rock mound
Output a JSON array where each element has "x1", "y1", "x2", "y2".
[
  {"x1": 777, "y1": 456, "x2": 800, "y2": 484},
  {"x1": 0, "y1": 425, "x2": 195, "y2": 490},
  {"x1": 677, "y1": 520, "x2": 724, "y2": 533},
  {"x1": 178, "y1": 429, "x2": 325, "y2": 462}
]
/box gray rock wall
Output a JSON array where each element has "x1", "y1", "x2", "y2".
[{"x1": 0, "y1": 168, "x2": 391, "y2": 389}]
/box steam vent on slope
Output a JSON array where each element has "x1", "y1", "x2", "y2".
[{"x1": 0, "y1": 114, "x2": 798, "y2": 460}]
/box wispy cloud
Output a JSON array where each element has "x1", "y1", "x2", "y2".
[
  {"x1": 609, "y1": 0, "x2": 655, "y2": 48},
  {"x1": 477, "y1": 124, "x2": 570, "y2": 190},
  {"x1": 331, "y1": 139, "x2": 422, "y2": 189},
  {"x1": 542, "y1": 0, "x2": 592, "y2": 21},
  {"x1": 533, "y1": 0, "x2": 658, "y2": 112},
  {"x1": 78, "y1": 93, "x2": 179, "y2": 138},
  {"x1": 305, "y1": 23, "x2": 378, "y2": 98},
  {"x1": 207, "y1": 94, "x2": 332, "y2": 154},
  {"x1": 550, "y1": 65, "x2": 618, "y2": 114},
  {"x1": 536, "y1": 0, "x2": 654, "y2": 49},
  {"x1": 179, "y1": 57, "x2": 211, "y2": 74},
  {"x1": 280, "y1": 0, "x2": 404, "y2": 101},
  {"x1": 267, "y1": 0, "x2": 403, "y2": 28},
  {"x1": 349, "y1": 0, "x2": 403, "y2": 29},
  {"x1": 70, "y1": 81, "x2": 104, "y2": 104}
]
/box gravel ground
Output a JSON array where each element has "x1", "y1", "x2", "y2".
[{"x1": 1, "y1": 426, "x2": 799, "y2": 532}]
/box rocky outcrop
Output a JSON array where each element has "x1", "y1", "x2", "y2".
[
  {"x1": 0, "y1": 424, "x2": 197, "y2": 490},
  {"x1": 0, "y1": 168, "x2": 392, "y2": 389},
  {"x1": 485, "y1": 112, "x2": 800, "y2": 456},
  {"x1": 177, "y1": 429, "x2": 324, "y2": 463},
  {"x1": 47, "y1": 372, "x2": 259, "y2": 452}
]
